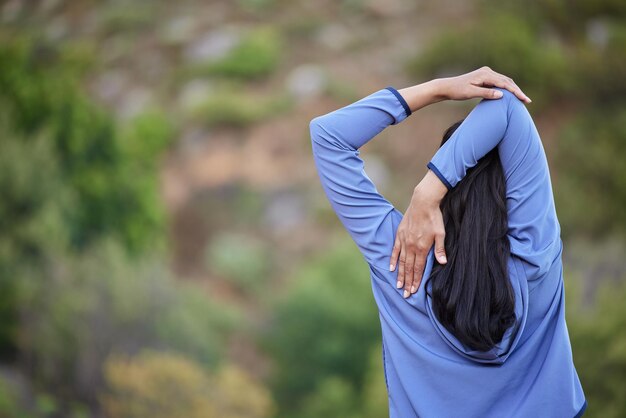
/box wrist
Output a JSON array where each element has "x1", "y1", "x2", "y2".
[
  {"x1": 398, "y1": 79, "x2": 446, "y2": 112},
  {"x1": 426, "y1": 78, "x2": 449, "y2": 103},
  {"x1": 413, "y1": 170, "x2": 448, "y2": 206}
]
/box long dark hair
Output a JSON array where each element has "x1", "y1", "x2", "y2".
[{"x1": 429, "y1": 119, "x2": 516, "y2": 352}]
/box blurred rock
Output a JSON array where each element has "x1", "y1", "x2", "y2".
[
  {"x1": 285, "y1": 64, "x2": 327, "y2": 101},
  {"x1": 40, "y1": 0, "x2": 63, "y2": 14},
  {"x1": 177, "y1": 127, "x2": 211, "y2": 158},
  {"x1": 315, "y1": 23, "x2": 353, "y2": 51},
  {"x1": 93, "y1": 70, "x2": 130, "y2": 104},
  {"x1": 183, "y1": 26, "x2": 241, "y2": 64},
  {"x1": 1, "y1": 0, "x2": 21, "y2": 22},
  {"x1": 100, "y1": 35, "x2": 133, "y2": 64},
  {"x1": 365, "y1": 0, "x2": 413, "y2": 18},
  {"x1": 118, "y1": 87, "x2": 153, "y2": 120},
  {"x1": 587, "y1": 19, "x2": 609, "y2": 49},
  {"x1": 161, "y1": 16, "x2": 199, "y2": 45},
  {"x1": 45, "y1": 17, "x2": 69, "y2": 41},
  {"x1": 136, "y1": 49, "x2": 169, "y2": 82},
  {"x1": 264, "y1": 191, "x2": 307, "y2": 233},
  {"x1": 178, "y1": 79, "x2": 215, "y2": 112}
]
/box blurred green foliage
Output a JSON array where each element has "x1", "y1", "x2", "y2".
[
  {"x1": 191, "y1": 87, "x2": 293, "y2": 128},
  {"x1": 102, "y1": 351, "x2": 274, "y2": 418},
  {"x1": 0, "y1": 117, "x2": 68, "y2": 352},
  {"x1": 555, "y1": 107, "x2": 626, "y2": 237},
  {"x1": 0, "y1": 36, "x2": 174, "y2": 357},
  {"x1": 0, "y1": 36, "x2": 172, "y2": 252},
  {"x1": 206, "y1": 232, "x2": 271, "y2": 293},
  {"x1": 265, "y1": 239, "x2": 381, "y2": 416},
  {"x1": 567, "y1": 277, "x2": 626, "y2": 418},
  {"x1": 298, "y1": 344, "x2": 389, "y2": 418},
  {"x1": 17, "y1": 241, "x2": 241, "y2": 407},
  {"x1": 299, "y1": 376, "x2": 360, "y2": 418},
  {"x1": 0, "y1": 377, "x2": 22, "y2": 417},
  {"x1": 196, "y1": 26, "x2": 283, "y2": 81}
]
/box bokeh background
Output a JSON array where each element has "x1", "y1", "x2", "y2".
[{"x1": 0, "y1": 0, "x2": 625, "y2": 417}]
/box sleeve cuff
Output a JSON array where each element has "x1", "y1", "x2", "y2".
[
  {"x1": 384, "y1": 86, "x2": 412, "y2": 121},
  {"x1": 427, "y1": 161, "x2": 453, "y2": 190}
]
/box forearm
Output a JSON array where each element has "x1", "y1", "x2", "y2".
[
  {"x1": 310, "y1": 86, "x2": 411, "y2": 151},
  {"x1": 397, "y1": 79, "x2": 452, "y2": 202},
  {"x1": 413, "y1": 169, "x2": 449, "y2": 206},
  {"x1": 397, "y1": 79, "x2": 447, "y2": 113}
]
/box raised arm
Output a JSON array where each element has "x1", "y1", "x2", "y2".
[
  {"x1": 427, "y1": 88, "x2": 561, "y2": 279},
  {"x1": 311, "y1": 67, "x2": 532, "y2": 297},
  {"x1": 310, "y1": 86, "x2": 412, "y2": 271}
]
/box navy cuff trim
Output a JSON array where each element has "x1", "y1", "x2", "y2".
[
  {"x1": 385, "y1": 86, "x2": 412, "y2": 118},
  {"x1": 427, "y1": 162, "x2": 453, "y2": 190}
]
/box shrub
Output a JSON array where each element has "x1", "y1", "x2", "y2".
[
  {"x1": 566, "y1": 270, "x2": 626, "y2": 417},
  {"x1": 264, "y1": 237, "x2": 380, "y2": 414},
  {"x1": 554, "y1": 107, "x2": 626, "y2": 238},
  {"x1": 18, "y1": 241, "x2": 241, "y2": 406},
  {"x1": 190, "y1": 88, "x2": 292, "y2": 128},
  {"x1": 200, "y1": 26, "x2": 282, "y2": 81},
  {"x1": 101, "y1": 351, "x2": 274, "y2": 418},
  {"x1": 0, "y1": 36, "x2": 172, "y2": 253},
  {"x1": 101, "y1": 351, "x2": 217, "y2": 418},
  {"x1": 205, "y1": 232, "x2": 271, "y2": 293},
  {"x1": 299, "y1": 376, "x2": 360, "y2": 418}
]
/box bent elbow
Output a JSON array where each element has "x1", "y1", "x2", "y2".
[{"x1": 309, "y1": 116, "x2": 331, "y2": 148}]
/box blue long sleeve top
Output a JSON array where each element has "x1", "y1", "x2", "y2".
[{"x1": 310, "y1": 87, "x2": 586, "y2": 418}]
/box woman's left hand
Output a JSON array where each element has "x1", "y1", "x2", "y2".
[
  {"x1": 391, "y1": 67, "x2": 530, "y2": 298},
  {"x1": 390, "y1": 170, "x2": 448, "y2": 298}
]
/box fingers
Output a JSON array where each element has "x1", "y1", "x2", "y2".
[
  {"x1": 403, "y1": 251, "x2": 416, "y2": 298},
  {"x1": 476, "y1": 87, "x2": 503, "y2": 99},
  {"x1": 398, "y1": 247, "x2": 407, "y2": 292},
  {"x1": 390, "y1": 238, "x2": 400, "y2": 273},
  {"x1": 478, "y1": 66, "x2": 532, "y2": 103},
  {"x1": 434, "y1": 232, "x2": 447, "y2": 264},
  {"x1": 411, "y1": 256, "x2": 425, "y2": 294}
]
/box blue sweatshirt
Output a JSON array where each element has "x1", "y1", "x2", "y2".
[{"x1": 310, "y1": 87, "x2": 586, "y2": 418}]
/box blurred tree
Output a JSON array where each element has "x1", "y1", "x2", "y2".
[
  {"x1": 264, "y1": 238, "x2": 380, "y2": 415},
  {"x1": 297, "y1": 343, "x2": 391, "y2": 418},
  {"x1": 299, "y1": 376, "x2": 360, "y2": 418},
  {"x1": 0, "y1": 115, "x2": 70, "y2": 356},
  {"x1": 0, "y1": 35, "x2": 173, "y2": 355},
  {"x1": 555, "y1": 107, "x2": 626, "y2": 238},
  {"x1": 361, "y1": 344, "x2": 389, "y2": 418},
  {"x1": 0, "y1": 36, "x2": 172, "y2": 253},
  {"x1": 567, "y1": 278, "x2": 626, "y2": 418},
  {"x1": 18, "y1": 241, "x2": 240, "y2": 408}
]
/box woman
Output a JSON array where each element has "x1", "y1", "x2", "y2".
[{"x1": 309, "y1": 67, "x2": 586, "y2": 417}]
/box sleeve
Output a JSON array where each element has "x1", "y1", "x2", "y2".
[
  {"x1": 309, "y1": 87, "x2": 411, "y2": 270},
  {"x1": 428, "y1": 88, "x2": 561, "y2": 279}
]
